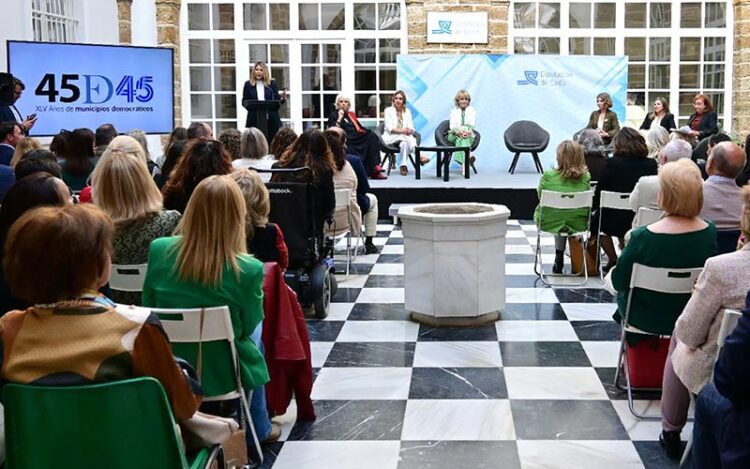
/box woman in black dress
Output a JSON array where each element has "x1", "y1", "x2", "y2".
[
  {"x1": 326, "y1": 94, "x2": 385, "y2": 179},
  {"x1": 639, "y1": 97, "x2": 676, "y2": 132},
  {"x1": 242, "y1": 61, "x2": 285, "y2": 144}
]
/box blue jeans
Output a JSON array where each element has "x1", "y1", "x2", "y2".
[
  {"x1": 692, "y1": 383, "x2": 750, "y2": 469},
  {"x1": 249, "y1": 323, "x2": 272, "y2": 441}
]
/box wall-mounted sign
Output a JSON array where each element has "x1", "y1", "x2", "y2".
[{"x1": 426, "y1": 11, "x2": 489, "y2": 44}]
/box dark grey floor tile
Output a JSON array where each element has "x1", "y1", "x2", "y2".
[
  {"x1": 417, "y1": 324, "x2": 498, "y2": 341},
  {"x1": 506, "y1": 276, "x2": 551, "y2": 288},
  {"x1": 260, "y1": 441, "x2": 283, "y2": 468},
  {"x1": 287, "y1": 400, "x2": 406, "y2": 441},
  {"x1": 365, "y1": 275, "x2": 405, "y2": 288},
  {"x1": 339, "y1": 264, "x2": 374, "y2": 275},
  {"x1": 633, "y1": 441, "x2": 682, "y2": 469},
  {"x1": 324, "y1": 342, "x2": 415, "y2": 367},
  {"x1": 348, "y1": 303, "x2": 411, "y2": 321},
  {"x1": 376, "y1": 230, "x2": 393, "y2": 237},
  {"x1": 572, "y1": 320, "x2": 622, "y2": 341},
  {"x1": 595, "y1": 367, "x2": 662, "y2": 401},
  {"x1": 331, "y1": 288, "x2": 361, "y2": 303},
  {"x1": 398, "y1": 441, "x2": 520, "y2": 469},
  {"x1": 511, "y1": 400, "x2": 629, "y2": 440},
  {"x1": 377, "y1": 254, "x2": 404, "y2": 263},
  {"x1": 499, "y1": 303, "x2": 568, "y2": 321},
  {"x1": 554, "y1": 288, "x2": 615, "y2": 303},
  {"x1": 409, "y1": 367, "x2": 507, "y2": 399},
  {"x1": 305, "y1": 320, "x2": 345, "y2": 342},
  {"x1": 500, "y1": 341, "x2": 591, "y2": 367},
  {"x1": 386, "y1": 237, "x2": 404, "y2": 245}
]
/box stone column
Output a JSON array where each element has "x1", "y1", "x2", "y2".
[
  {"x1": 116, "y1": 0, "x2": 133, "y2": 45},
  {"x1": 405, "y1": 0, "x2": 510, "y2": 54},
  {"x1": 734, "y1": 0, "x2": 750, "y2": 142},
  {"x1": 156, "y1": 0, "x2": 182, "y2": 128}
]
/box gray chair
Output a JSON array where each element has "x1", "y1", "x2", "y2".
[
  {"x1": 504, "y1": 120, "x2": 550, "y2": 174},
  {"x1": 434, "y1": 119, "x2": 480, "y2": 175},
  {"x1": 373, "y1": 122, "x2": 421, "y2": 176}
]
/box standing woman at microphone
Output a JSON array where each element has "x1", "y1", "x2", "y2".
[{"x1": 242, "y1": 61, "x2": 286, "y2": 144}]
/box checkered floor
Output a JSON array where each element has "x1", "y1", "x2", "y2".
[{"x1": 261, "y1": 220, "x2": 683, "y2": 469}]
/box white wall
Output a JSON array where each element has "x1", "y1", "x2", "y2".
[
  {"x1": 80, "y1": 0, "x2": 119, "y2": 45},
  {"x1": 0, "y1": 1, "x2": 32, "y2": 71}
]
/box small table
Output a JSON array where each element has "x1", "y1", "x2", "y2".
[{"x1": 414, "y1": 145, "x2": 471, "y2": 181}]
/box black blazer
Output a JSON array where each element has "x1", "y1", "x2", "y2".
[
  {"x1": 687, "y1": 111, "x2": 719, "y2": 141},
  {"x1": 0, "y1": 105, "x2": 17, "y2": 124},
  {"x1": 241, "y1": 79, "x2": 283, "y2": 139},
  {"x1": 639, "y1": 113, "x2": 676, "y2": 132},
  {"x1": 595, "y1": 155, "x2": 658, "y2": 237}
]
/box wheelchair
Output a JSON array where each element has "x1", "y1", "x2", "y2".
[{"x1": 264, "y1": 167, "x2": 337, "y2": 319}]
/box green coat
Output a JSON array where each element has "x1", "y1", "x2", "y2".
[
  {"x1": 534, "y1": 169, "x2": 592, "y2": 234},
  {"x1": 142, "y1": 236, "x2": 269, "y2": 396}
]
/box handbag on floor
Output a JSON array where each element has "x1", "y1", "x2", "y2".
[{"x1": 568, "y1": 237, "x2": 599, "y2": 276}]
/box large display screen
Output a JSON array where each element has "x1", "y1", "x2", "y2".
[{"x1": 7, "y1": 41, "x2": 174, "y2": 136}]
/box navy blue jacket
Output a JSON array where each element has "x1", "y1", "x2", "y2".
[
  {"x1": 346, "y1": 154, "x2": 370, "y2": 213},
  {"x1": 715, "y1": 291, "x2": 750, "y2": 407}
]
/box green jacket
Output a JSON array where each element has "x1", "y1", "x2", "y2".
[
  {"x1": 142, "y1": 236, "x2": 269, "y2": 396},
  {"x1": 534, "y1": 169, "x2": 592, "y2": 234}
]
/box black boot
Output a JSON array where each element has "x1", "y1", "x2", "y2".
[
  {"x1": 364, "y1": 236, "x2": 378, "y2": 254},
  {"x1": 659, "y1": 430, "x2": 682, "y2": 459},
  {"x1": 553, "y1": 249, "x2": 564, "y2": 274}
]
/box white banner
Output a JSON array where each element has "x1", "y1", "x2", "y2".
[{"x1": 426, "y1": 12, "x2": 488, "y2": 44}]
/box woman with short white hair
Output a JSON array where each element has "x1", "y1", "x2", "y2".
[{"x1": 326, "y1": 94, "x2": 385, "y2": 179}]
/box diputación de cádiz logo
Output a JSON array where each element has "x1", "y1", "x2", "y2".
[
  {"x1": 517, "y1": 70, "x2": 539, "y2": 86},
  {"x1": 431, "y1": 20, "x2": 452, "y2": 35}
]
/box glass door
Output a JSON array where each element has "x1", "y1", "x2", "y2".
[
  {"x1": 300, "y1": 41, "x2": 343, "y2": 130},
  {"x1": 246, "y1": 42, "x2": 292, "y2": 128}
]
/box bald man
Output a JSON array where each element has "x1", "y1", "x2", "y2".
[{"x1": 701, "y1": 141, "x2": 747, "y2": 230}]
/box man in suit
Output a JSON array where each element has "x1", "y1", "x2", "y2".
[
  {"x1": 0, "y1": 78, "x2": 37, "y2": 133},
  {"x1": 701, "y1": 142, "x2": 746, "y2": 230},
  {"x1": 629, "y1": 140, "x2": 693, "y2": 217},
  {"x1": 0, "y1": 121, "x2": 24, "y2": 166}
]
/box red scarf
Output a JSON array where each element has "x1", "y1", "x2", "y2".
[{"x1": 347, "y1": 111, "x2": 367, "y2": 135}]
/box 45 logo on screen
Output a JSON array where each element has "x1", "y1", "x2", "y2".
[{"x1": 34, "y1": 73, "x2": 155, "y2": 104}]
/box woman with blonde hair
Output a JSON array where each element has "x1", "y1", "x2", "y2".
[
  {"x1": 142, "y1": 174, "x2": 278, "y2": 446},
  {"x1": 79, "y1": 135, "x2": 150, "y2": 203},
  {"x1": 383, "y1": 90, "x2": 428, "y2": 175},
  {"x1": 640, "y1": 97, "x2": 676, "y2": 132},
  {"x1": 10, "y1": 137, "x2": 40, "y2": 167},
  {"x1": 242, "y1": 61, "x2": 285, "y2": 143},
  {"x1": 645, "y1": 125, "x2": 670, "y2": 160},
  {"x1": 231, "y1": 169, "x2": 289, "y2": 269},
  {"x1": 586, "y1": 92, "x2": 620, "y2": 145},
  {"x1": 91, "y1": 136, "x2": 181, "y2": 304},
  {"x1": 534, "y1": 140, "x2": 591, "y2": 273},
  {"x1": 447, "y1": 89, "x2": 477, "y2": 166}
]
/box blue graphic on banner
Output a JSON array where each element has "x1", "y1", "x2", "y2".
[{"x1": 398, "y1": 54, "x2": 628, "y2": 172}]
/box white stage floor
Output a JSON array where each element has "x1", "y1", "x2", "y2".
[{"x1": 369, "y1": 168, "x2": 541, "y2": 190}]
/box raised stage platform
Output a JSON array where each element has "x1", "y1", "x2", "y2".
[{"x1": 369, "y1": 166, "x2": 542, "y2": 220}]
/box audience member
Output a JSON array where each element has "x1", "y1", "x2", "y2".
[
  {"x1": 324, "y1": 130, "x2": 362, "y2": 237},
  {"x1": 574, "y1": 129, "x2": 607, "y2": 182},
  {"x1": 629, "y1": 140, "x2": 693, "y2": 213},
  {"x1": 142, "y1": 175, "x2": 277, "y2": 444},
  {"x1": 94, "y1": 123, "x2": 118, "y2": 158},
  {"x1": 0, "y1": 122, "x2": 24, "y2": 166},
  {"x1": 231, "y1": 169, "x2": 288, "y2": 269},
  {"x1": 688, "y1": 94, "x2": 719, "y2": 142},
  {"x1": 0, "y1": 78, "x2": 36, "y2": 132},
  {"x1": 91, "y1": 138, "x2": 181, "y2": 305},
  {"x1": 127, "y1": 129, "x2": 159, "y2": 176},
  {"x1": 658, "y1": 185, "x2": 750, "y2": 459},
  {"x1": 13, "y1": 149, "x2": 62, "y2": 180},
  {"x1": 0, "y1": 203, "x2": 201, "y2": 422},
  {"x1": 187, "y1": 122, "x2": 213, "y2": 140},
  {"x1": 234, "y1": 127, "x2": 274, "y2": 181},
  {"x1": 60, "y1": 128, "x2": 96, "y2": 192},
  {"x1": 78, "y1": 135, "x2": 149, "y2": 204},
  {"x1": 156, "y1": 141, "x2": 186, "y2": 189},
  {"x1": 9, "y1": 136, "x2": 40, "y2": 167},
  {"x1": 159, "y1": 126, "x2": 188, "y2": 170},
  {"x1": 326, "y1": 95, "x2": 384, "y2": 179},
  {"x1": 49, "y1": 129, "x2": 70, "y2": 160},
  {"x1": 595, "y1": 127, "x2": 658, "y2": 271},
  {"x1": 645, "y1": 126, "x2": 669, "y2": 159},
  {"x1": 700, "y1": 142, "x2": 746, "y2": 230},
  {"x1": 534, "y1": 140, "x2": 591, "y2": 274},
  {"x1": 218, "y1": 128, "x2": 242, "y2": 161},
  {"x1": 735, "y1": 133, "x2": 750, "y2": 187},
  {"x1": 269, "y1": 127, "x2": 297, "y2": 159},
  {"x1": 586, "y1": 92, "x2": 620, "y2": 146},
  {"x1": 162, "y1": 138, "x2": 232, "y2": 213}
]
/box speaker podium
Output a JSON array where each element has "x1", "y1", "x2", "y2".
[{"x1": 242, "y1": 99, "x2": 280, "y2": 142}]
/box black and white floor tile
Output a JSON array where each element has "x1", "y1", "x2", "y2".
[{"x1": 262, "y1": 220, "x2": 686, "y2": 468}]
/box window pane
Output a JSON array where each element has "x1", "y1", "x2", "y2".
[
  {"x1": 270, "y1": 44, "x2": 289, "y2": 64},
  {"x1": 301, "y1": 44, "x2": 320, "y2": 64},
  {"x1": 248, "y1": 44, "x2": 267, "y2": 63},
  {"x1": 514, "y1": 37, "x2": 535, "y2": 54},
  {"x1": 189, "y1": 39, "x2": 211, "y2": 63},
  {"x1": 514, "y1": 3, "x2": 536, "y2": 28},
  {"x1": 629, "y1": 64, "x2": 645, "y2": 88},
  {"x1": 213, "y1": 39, "x2": 235, "y2": 64},
  {"x1": 323, "y1": 66, "x2": 341, "y2": 90},
  {"x1": 355, "y1": 94, "x2": 377, "y2": 117},
  {"x1": 271, "y1": 66, "x2": 289, "y2": 90},
  {"x1": 569, "y1": 37, "x2": 591, "y2": 55},
  {"x1": 355, "y1": 68, "x2": 376, "y2": 91},
  {"x1": 569, "y1": 3, "x2": 591, "y2": 28},
  {"x1": 704, "y1": 37, "x2": 725, "y2": 61},
  {"x1": 279, "y1": 94, "x2": 290, "y2": 119},
  {"x1": 214, "y1": 67, "x2": 236, "y2": 92},
  {"x1": 212, "y1": 4, "x2": 234, "y2": 30},
  {"x1": 705, "y1": 92, "x2": 723, "y2": 116},
  {"x1": 680, "y1": 38, "x2": 701, "y2": 61},
  {"x1": 380, "y1": 39, "x2": 400, "y2": 63},
  {"x1": 650, "y1": 3, "x2": 671, "y2": 28},
  {"x1": 681, "y1": 3, "x2": 701, "y2": 28},
  {"x1": 322, "y1": 44, "x2": 341, "y2": 63},
  {"x1": 679, "y1": 92, "x2": 697, "y2": 117},
  {"x1": 649, "y1": 37, "x2": 670, "y2": 62},
  {"x1": 539, "y1": 3, "x2": 560, "y2": 28},
  {"x1": 624, "y1": 3, "x2": 646, "y2": 28},
  {"x1": 628, "y1": 92, "x2": 645, "y2": 107},
  {"x1": 594, "y1": 3, "x2": 616, "y2": 28},
  {"x1": 354, "y1": 3, "x2": 376, "y2": 29},
  {"x1": 215, "y1": 94, "x2": 236, "y2": 119},
  {"x1": 302, "y1": 67, "x2": 320, "y2": 91},
  {"x1": 188, "y1": 4, "x2": 210, "y2": 30},
  {"x1": 270, "y1": 4, "x2": 290, "y2": 30},
  {"x1": 190, "y1": 67, "x2": 211, "y2": 92},
  {"x1": 649, "y1": 64, "x2": 670, "y2": 88},
  {"x1": 704, "y1": 64, "x2": 725, "y2": 89},
  {"x1": 379, "y1": 68, "x2": 397, "y2": 90},
  {"x1": 680, "y1": 64, "x2": 700, "y2": 88},
  {"x1": 299, "y1": 3, "x2": 318, "y2": 30},
  {"x1": 322, "y1": 3, "x2": 345, "y2": 30},
  {"x1": 705, "y1": 2, "x2": 726, "y2": 28},
  {"x1": 322, "y1": 94, "x2": 337, "y2": 116},
  {"x1": 379, "y1": 93, "x2": 393, "y2": 114},
  {"x1": 625, "y1": 37, "x2": 646, "y2": 61},
  {"x1": 191, "y1": 94, "x2": 213, "y2": 119},
  {"x1": 355, "y1": 39, "x2": 376, "y2": 63},
  {"x1": 379, "y1": 3, "x2": 401, "y2": 30},
  {"x1": 539, "y1": 37, "x2": 560, "y2": 54},
  {"x1": 243, "y1": 3, "x2": 266, "y2": 30},
  {"x1": 594, "y1": 38, "x2": 615, "y2": 55}
]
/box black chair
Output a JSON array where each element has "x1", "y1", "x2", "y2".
[
  {"x1": 433, "y1": 120, "x2": 480, "y2": 174},
  {"x1": 504, "y1": 120, "x2": 550, "y2": 174},
  {"x1": 373, "y1": 122, "x2": 421, "y2": 176}
]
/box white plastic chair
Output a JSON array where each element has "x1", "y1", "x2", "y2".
[
  {"x1": 534, "y1": 190, "x2": 594, "y2": 285},
  {"x1": 153, "y1": 306, "x2": 264, "y2": 465},
  {"x1": 632, "y1": 207, "x2": 664, "y2": 228},
  {"x1": 597, "y1": 190, "x2": 633, "y2": 280},
  {"x1": 613, "y1": 264, "x2": 703, "y2": 420},
  {"x1": 109, "y1": 264, "x2": 148, "y2": 293}
]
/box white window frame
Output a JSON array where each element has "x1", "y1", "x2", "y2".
[{"x1": 31, "y1": 0, "x2": 80, "y2": 43}]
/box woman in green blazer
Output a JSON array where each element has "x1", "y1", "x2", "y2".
[
  {"x1": 587, "y1": 92, "x2": 620, "y2": 146},
  {"x1": 534, "y1": 140, "x2": 592, "y2": 273}
]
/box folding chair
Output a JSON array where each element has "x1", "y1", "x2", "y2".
[
  {"x1": 109, "y1": 263, "x2": 148, "y2": 295},
  {"x1": 326, "y1": 188, "x2": 358, "y2": 279},
  {"x1": 632, "y1": 207, "x2": 664, "y2": 228},
  {"x1": 154, "y1": 306, "x2": 264, "y2": 465},
  {"x1": 534, "y1": 189, "x2": 594, "y2": 285},
  {"x1": 597, "y1": 190, "x2": 633, "y2": 280},
  {"x1": 613, "y1": 264, "x2": 703, "y2": 420}
]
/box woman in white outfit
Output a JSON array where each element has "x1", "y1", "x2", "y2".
[{"x1": 382, "y1": 90, "x2": 428, "y2": 176}]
